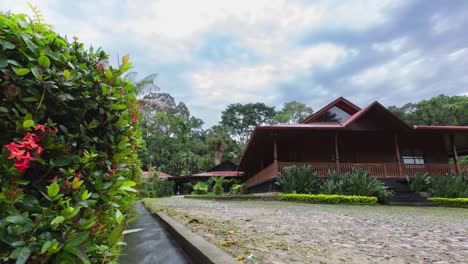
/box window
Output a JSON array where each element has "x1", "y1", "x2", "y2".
[
  {"x1": 401, "y1": 149, "x2": 424, "y2": 165},
  {"x1": 315, "y1": 106, "x2": 352, "y2": 122}
]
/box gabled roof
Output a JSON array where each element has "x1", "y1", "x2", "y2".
[
  {"x1": 341, "y1": 101, "x2": 414, "y2": 131},
  {"x1": 301, "y1": 97, "x2": 361, "y2": 123}
]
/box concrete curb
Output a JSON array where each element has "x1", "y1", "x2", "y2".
[{"x1": 154, "y1": 211, "x2": 238, "y2": 264}]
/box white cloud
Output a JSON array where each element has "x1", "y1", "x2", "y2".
[
  {"x1": 372, "y1": 37, "x2": 407, "y2": 53},
  {"x1": 187, "y1": 43, "x2": 355, "y2": 106}
]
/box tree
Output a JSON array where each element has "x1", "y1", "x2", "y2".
[
  {"x1": 389, "y1": 95, "x2": 468, "y2": 126},
  {"x1": 220, "y1": 103, "x2": 276, "y2": 145},
  {"x1": 126, "y1": 72, "x2": 159, "y2": 96},
  {"x1": 274, "y1": 100, "x2": 313, "y2": 124},
  {"x1": 206, "y1": 125, "x2": 234, "y2": 165}
]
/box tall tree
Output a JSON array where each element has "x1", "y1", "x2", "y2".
[
  {"x1": 274, "y1": 100, "x2": 313, "y2": 124},
  {"x1": 389, "y1": 95, "x2": 468, "y2": 126},
  {"x1": 220, "y1": 103, "x2": 276, "y2": 145},
  {"x1": 206, "y1": 125, "x2": 234, "y2": 166}
]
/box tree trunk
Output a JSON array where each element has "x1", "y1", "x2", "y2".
[{"x1": 214, "y1": 143, "x2": 223, "y2": 166}]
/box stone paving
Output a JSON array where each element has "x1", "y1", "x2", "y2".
[{"x1": 145, "y1": 197, "x2": 468, "y2": 264}]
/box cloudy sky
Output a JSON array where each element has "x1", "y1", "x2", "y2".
[{"x1": 4, "y1": 0, "x2": 468, "y2": 126}]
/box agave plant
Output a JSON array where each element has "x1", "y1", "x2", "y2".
[
  {"x1": 430, "y1": 175, "x2": 468, "y2": 198},
  {"x1": 406, "y1": 173, "x2": 431, "y2": 193},
  {"x1": 276, "y1": 165, "x2": 321, "y2": 194}
]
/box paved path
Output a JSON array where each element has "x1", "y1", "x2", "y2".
[
  {"x1": 120, "y1": 202, "x2": 189, "y2": 264},
  {"x1": 146, "y1": 197, "x2": 468, "y2": 264}
]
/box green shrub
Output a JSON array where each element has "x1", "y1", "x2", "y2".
[
  {"x1": 429, "y1": 176, "x2": 468, "y2": 198},
  {"x1": 276, "y1": 165, "x2": 320, "y2": 194},
  {"x1": 428, "y1": 197, "x2": 468, "y2": 208},
  {"x1": 279, "y1": 193, "x2": 377, "y2": 204},
  {"x1": 0, "y1": 13, "x2": 141, "y2": 263},
  {"x1": 407, "y1": 173, "x2": 431, "y2": 193},
  {"x1": 211, "y1": 176, "x2": 225, "y2": 195},
  {"x1": 139, "y1": 178, "x2": 174, "y2": 198},
  {"x1": 320, "y1": 170, "x2": 393, "y2": 200},
  {"x1": 230, "y1": 183, "x2": 247, "y2": 194},
  {"x1": 192, "y1": 181, "x2": 209, "y2": 195}
]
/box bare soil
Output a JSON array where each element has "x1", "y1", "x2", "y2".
[{"x1": 144, "y1": 197, "x2": 468, "y2": 264}]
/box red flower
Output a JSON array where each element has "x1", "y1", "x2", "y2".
[
  {"x1": 34, "y1": 124, "x2": 45, "y2": 132},
  {"x1": 76, "y1": 172, "x2": 82, "y2": 180},
  {"x1": 4, "y1": 142, "x2": 24, "y2": 159},
  {"x1": 14, "y1": 160, "x2": 30, "y2": 172}
]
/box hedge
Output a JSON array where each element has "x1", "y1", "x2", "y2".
[
  {"x1": 428, "y1": 197, "x2": 468, "y2": 208},
  {"x1": 279, "y1": 193, "x2": 378, "y2": 204},
  {"x1": 0, "y1": 13, "x2": 141, "y2": 263}
]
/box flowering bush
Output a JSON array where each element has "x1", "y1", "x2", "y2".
[{"x1": 0, "y1": 13, "x2": 142, "y2": 263}]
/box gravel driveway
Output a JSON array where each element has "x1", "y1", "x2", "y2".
[{"x1": 144, "y1": 197, "x2": 468, "y2": 264}]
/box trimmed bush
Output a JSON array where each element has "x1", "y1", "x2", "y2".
[
  {"x1": 279, "y1": 193, "x2": 377, "y2": 204},
  {"x1": 0, "y1": 13, "x2": 141, "y2": 263},
  {"x1": 428, "y1": 197, "x2": 468, "y2": 208},
  {"x1": 276, "y1": 165, "x2": 320, "y2": 194}
]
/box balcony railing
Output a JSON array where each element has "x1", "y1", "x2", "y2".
[{"x1": 245, "y1": 162, "x2": 466, "y2": 188}]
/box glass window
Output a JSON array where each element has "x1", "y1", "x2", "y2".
[
  {"x1": 315, "y1": 106, "x2": 352, "y2": 122},
  {"x1": 401, "y1": 149, "x2": 424, "y2": 165}
]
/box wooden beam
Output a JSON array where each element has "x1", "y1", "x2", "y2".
[
  {"x1": 451, "y1": 134, "x2": 460, "y2": 176},
  {"x1": 394, "y1": 133, "x2": 403, "y2": 176},
  {"x1": 273, "y1": 138, "x2": 278, "y2": 163},
  {"x1": 335, "y1": 132, "x2": 340, "y2": 172}
]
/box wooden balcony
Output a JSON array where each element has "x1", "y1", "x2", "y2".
[{"x1": 245, "y1": 162, "x2": 468, "y2": 188}]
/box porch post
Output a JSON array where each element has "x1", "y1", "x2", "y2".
[
  {"x1": 273, "y1": 137, "x2": 279, "y2": 175},
  {"x1": 394, "y1": 133, "x2": 403, "y2": 176},
  {"x1": 451, "y1": 134, "x2": 460, "y2": 176},
  {"x1": 335, "y1": 132, "x2": 340, "y2": 172}
]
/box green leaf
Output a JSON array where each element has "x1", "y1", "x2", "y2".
[
  {"x1": 67, "y1": 232, "x2": 89, "y2": 247},
  {"x1": 119, "y1": 186, "x2": 137, "y2": 192},
  {"x1": 120, "y1": 62, "x2": 132, "y2": 72},
  {"x1": 120, "y1": 180, "x2": 136, "y2": 187},
  {"x1": 0, "y1": 107, "x2": 8, "y2": 113},
  {"x1": 21, "y1": 97, "x2": 39, "y2": 102},
  {"x1": 48, "y1": 183, "x2": 60, "y2": 197},
  {"x1": 0, "y1": 39, "x2": 15, "y2": 50},
  {"x1": 30, "y1": 67, "x2": 42, "y2": 80},
  {"x1": 117, "y1": 140, "x2": 128, "y2": 149},
  {"x1": 10, "y1": 247, "x2": 31, "y2": 264},
  {"x1": 0, "y1": 55, "x2": 7, "y2": 68},
  {"x1": 63, "y1": 69, "x2": 70, "y2": 80},
  {"x1": 38, "y1": 55, "x2": 51, "y2": 68},
  {"x1": 51, "y1": 155, "x2": 76, "y2": 166},
  {"x1": 104, "y1": 69, "x2": 112, "y2": 79},
  {"x1": 15, "y1": 68, "x2": 30, "y2": 76},
  {"x1": 41, "y1": 241, "x2": 52, "y2": 254},
  {"x1": 51, "y1": 216, "x2": 65, "y2": 225},
  {"x1": 23, "y1": 120, "x2": 35, "y2": 128},
  {"x1": 108, "y1": 223, "x2": 125, "y2": 246},
  {"x1": 115, "y1": 210, "x2": 124, "y2": 224},
  {"x1": 64, "y1": 245, "x2": 90, "y2": 264}
]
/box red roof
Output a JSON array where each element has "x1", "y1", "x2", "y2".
[
  {"x1": 301, "y1": 97, "x2": 361, "y2": 123},
  {"x1": 192, "y1": 171, "x2": 244, "y2": 177},
  {"x1": 142, "y1": 171, "x2": 173, "y2": 179}
]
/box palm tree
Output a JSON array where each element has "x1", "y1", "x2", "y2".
[{"x1": 206, "y1": 126, "x2": 233, "y2": 166}]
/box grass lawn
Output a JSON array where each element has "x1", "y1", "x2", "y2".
[{"x1": 144, "y1": 197, "x2": 468, "y2": 263}]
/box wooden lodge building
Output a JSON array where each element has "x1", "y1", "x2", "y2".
[{"x1": 238, "y1": 97, "x2": 468, "y2": 191}]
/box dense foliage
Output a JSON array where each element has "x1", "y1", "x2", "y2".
[
  {"x1": 389, "y1": 94, "x2": 468, "y2": 126},
  {"x1": 428, "y1": 197, "x2": 468, "y2": 208},
  {"x1": 275, "y1": 165, "x2": 320, "y2": 194},
  {"x1": 0, "y1": 13, "x2": 141, "y2": 263},
  {"x1": 407, "y1": 173, "x2": 468, "y2": 198},
  {"x1": 276, "y1": 167, "x2": 393, "y2": 201},
  {"x1": 279, "y1": 193, "x2": 377, "y2": 204},
  {"x1": 139, "y1": 178, "x2": 174, "y2": 198}
]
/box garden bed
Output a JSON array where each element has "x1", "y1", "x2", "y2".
[{"x1": 145, "y1": 197, "x2": 468, "y2": 263}]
